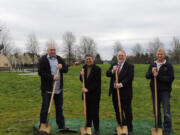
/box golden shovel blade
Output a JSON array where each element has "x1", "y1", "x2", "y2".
[
  {"x1": 80, "y1": 127, "x2": 92, "y2": 135},
  {"x1": 39, "y1": 123, "x2": 51, "y2": 134},
  {"x1": 151, "y1": 128, "x2": 162, "y2": 135},
  {"x1": 117, "y1": 125, "x2": 128, "y2": 135}
]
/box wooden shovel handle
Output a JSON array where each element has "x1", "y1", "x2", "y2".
[
  {"x1": 154, "y1": 77, "x2": 158, "y2": 129},
  {"x1": 82, "y1": 74, "x2": 87, "y2": 128},
  {"x1": 46, "y1": 69, "x2": 59, "y2": 124},
  {"x1": 116, "y1": 70, "x2": 123, "y2": 125}
]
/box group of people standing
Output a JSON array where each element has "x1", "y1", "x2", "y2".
[{"x1": 38, "y1": 45, "x2": 174, "y2": 135}]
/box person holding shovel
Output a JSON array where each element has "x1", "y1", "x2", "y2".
[
  {"x1": 146, "y1": 48, "x2": 174, "y2": 135},
  {"x1": 38, "y1": 45, "x2": 69, "y2": 130},
  {"x1": 106, "y1": 50, "x2": 134, "y2": 135},
  {"x1": 80, "y1": 54, "x2": 101, "y2": 135}
]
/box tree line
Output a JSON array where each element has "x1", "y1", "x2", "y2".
[{"x1": 1, "y1": 23, "x2": 180, "y2": 72}]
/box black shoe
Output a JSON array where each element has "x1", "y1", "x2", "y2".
[
  {"x1": 59, "y1": 126, "x2": 78, "y2": 133},
  {"x1": 59, "y1": 126, "x2": 70, "y2": 132},
  {"x1": 59, "y1": 126, "x2": 69, "y2": 130},
  {"x1": 163, "y1": 132, "x2": 170, "y2": 135},
  {"x1": 62, "y1": 126, "x2": 69, "y2": 130},
  {"x1": 93, "y1": 130, "x2": 99, "y2": 135}
]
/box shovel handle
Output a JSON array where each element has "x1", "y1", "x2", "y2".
[
  {"x1": 82, "y1": 74, "x2": 87, "y2": 128},
  {"x1": 154, "y1": 77, "x2": 158, "y2": 129},
  {"x1": 46, "y1": 69, "x2": 59, "y2": 123},
  {"x1": 116, "y1": 70, "x2": 123, "y2": 125}
]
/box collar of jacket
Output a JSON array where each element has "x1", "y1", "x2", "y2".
[
  {"x1": 83, "y1": 64, "x2": 95, "y2": 69},
  {"x1": 152, "y1": 60, "x2": 168, "y2": 67},
  {"x1": 47, "y1": 54, "x2": 57, "y2": 59}
]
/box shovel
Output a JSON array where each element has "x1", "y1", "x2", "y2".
[
  {"x1": 80, "y1": 72, "x2": 92, "y2": 135},
  {"x1": 115, "y1": 71, "x2": 128, "y2": 135},
  {"x1": 151, "y1": 77, "x2": 162, "y2": 135},
  {"x1": 39, "y1": 69, "x2": 59, "y2": 134}
]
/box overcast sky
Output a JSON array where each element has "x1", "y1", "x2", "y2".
[{"x1": 0, "y1": 0, "x2": 180, "y2": 60}]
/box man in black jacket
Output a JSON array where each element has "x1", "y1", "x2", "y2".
[
  {"x1": 106, "y1": 50, "x2": 134, "y2": 135},
  {"x1": 146, "y1": 48, "x2": 174, "y2": 135},
  {"x1": 38, "y1": 45, "x2": 68, "y2": 130},
  {"x1": 80, "y1": 54, "x2": 101, "y2": 135}
]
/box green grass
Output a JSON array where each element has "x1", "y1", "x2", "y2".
[{"x1": 0, "y1": 64, "x2": 179, "y2": 135}]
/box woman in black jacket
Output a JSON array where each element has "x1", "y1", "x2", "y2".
[{"x1": 146, "y1": 48, "x2": 174, "y2": 135}]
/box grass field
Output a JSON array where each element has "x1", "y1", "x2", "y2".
[{"x1": 0, "y1": 64, "x2": 179, "y2": 135}]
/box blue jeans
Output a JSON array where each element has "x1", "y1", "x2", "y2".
[
  {"x1": 40, "y1": 91, "x2": 65, "y2": 128},
  {"x1": 151, "y1": 91, "x2": 172, "y2": 133}
]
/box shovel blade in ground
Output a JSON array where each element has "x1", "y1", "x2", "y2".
[
  {"x1": 80, "y1": 127, "x2": 92, "y2": 135},
  {"x1": 39, "y1": 123, "x2": 51, "y2": 134},
  {"x1": 151, "y1": 128, "x2": 162, "y2": 135},
  {"x1": 116, "y1": 125, "x2": 128, "y2": 135}
]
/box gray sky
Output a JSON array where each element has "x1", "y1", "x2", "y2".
[{"x1": 0, "y1": 0, "x2": 180, "y2": 60}]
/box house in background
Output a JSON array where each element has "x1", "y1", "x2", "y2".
[{"x1": 0, "y1": 54, "x2": 11, "y2": 71}]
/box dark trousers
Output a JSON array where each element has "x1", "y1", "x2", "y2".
[
  {"x1": 86, "y1": 99, "x2": 100, "y2": 131},
  {"x1": 151, "y1": 91, "x2": 171, "y2": 133},
  {"x1": 40, "y1": 91, "x2": 65, "y2": 128},
  {"x1": 112, "y1": 89, "x2": 133, "y2": 132}
]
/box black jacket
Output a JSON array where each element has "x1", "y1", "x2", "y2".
[
  {"x1": 146, "y1": 61, "x2": 174, "y2": 92},
  {"x1": 106, "y1": 61, "x2": 134, "y2": 99},
  {"x1": 80, "y1": 64, "x2": 101, "y2": 102},
  {"x1": 38, "y1": 54, "x2": 68, "y2": 92}
]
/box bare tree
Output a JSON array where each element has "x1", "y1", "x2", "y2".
[
  {"x1": 0, "y1": 25, "x2": 13, "y2": 55},
  {"x1": 132, "y1": 43, "x2": 143, "y2": 56},
  {"x1": 113, "y1": 41, "x2": 123, "y2": 56},
  {"x1": 78, "y1": 36, "x2": 97, "y2": 59},
  {"x1": 94, "y1": 53, "x2": 103, "y2": 64},
  {"x1": 26, "y1": 33, "x2": 39, "y2": 72},
  {"x1": 148, "y1": 38, "x2": 164, "y2": 56},
  {"x1": 13, "y1": 47, "x2": 21, "y2": 55},
  {"x1": 0, "y1": 24, "x2": 3, "y2": 40},
  {"x1": 130, "y1": 43, "x2": 146, "y2": 64},
  {"x1": 0, "y1": 25, "x2": 3, "y2": 53},
  {"x1": 62, "y1": 32, "x2": 76, "y2": 65},
  {"x1": 168, "y1": 37, "x2": 180, "y2": 64},
  {"x1": 0, "y1": 25, "x2": 2, "y2": 32},
  {"x1": 0, "y1": 43, "x2": 3, "y2": 52}
]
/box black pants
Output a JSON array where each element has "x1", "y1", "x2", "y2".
[
  {"x1": 86, "y1": 99, "x2": 100, "y2": 131},
  {"x1": 40, "y1": 91, "x2": 65, "y2": 128},
  {"x1": 112, "y1": 89, "x2": 133, "y2": 132}
]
